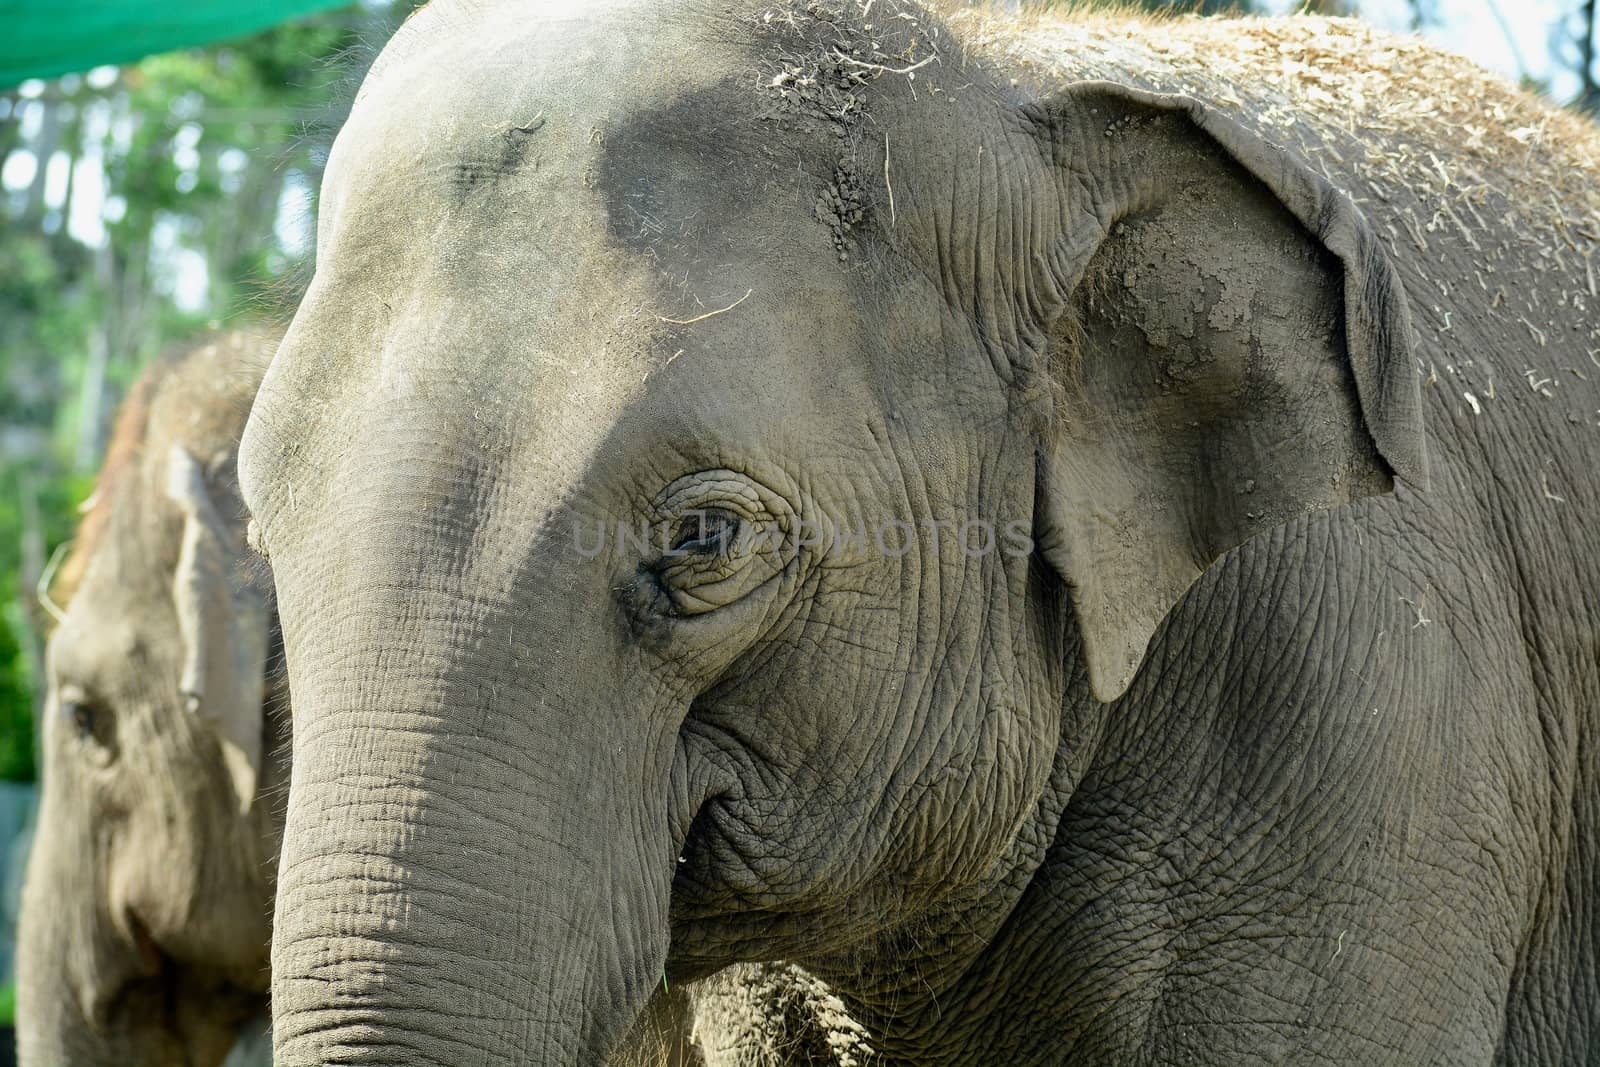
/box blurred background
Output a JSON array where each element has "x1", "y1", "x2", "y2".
[
  {"x1": 0, "y1": 0, "x2": 426, "y2": 1047},
  {"x1": 0, "y1": 0, "x2": 1595, "y2": 1054}
]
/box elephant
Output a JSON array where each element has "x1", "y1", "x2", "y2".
[
  {"x1": 6, "y1": 329, "x2": 780, "y2": 1065},
  {"x1": 238, "y1": 1, "x2": 1600, "y2": 1063},
  {"x1": 17, "y1": 330, "x2": 289, "y2": 1065}
]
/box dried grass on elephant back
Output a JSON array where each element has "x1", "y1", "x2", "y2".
[
  {"x1": 965, "y1": 9, "x2": 1600, "y2": 219},
  {"x1": 955, "y1": 11, "x2": 1600, "y2": 397}
]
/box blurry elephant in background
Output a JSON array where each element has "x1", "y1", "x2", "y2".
[{"x1": 17, "y1": 329, "x2": 287, "y2": 1066}]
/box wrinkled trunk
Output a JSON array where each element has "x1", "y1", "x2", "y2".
[
  {"x1": 271, "y1": 566, "x2": 680, "y2": 1065},
  {"x1": 16, "y1": 834, "x2": 94, "y2": 1066}
]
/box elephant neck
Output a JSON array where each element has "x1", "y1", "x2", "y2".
[
  {"x1": 802, "y1": 623, "x2": 1110, "y2": 1061},
  {"x1": 808, "y1": 699, "x2": 1101, "y2": 1060}
]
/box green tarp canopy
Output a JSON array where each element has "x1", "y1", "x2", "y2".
[{"x1": 0, "y1": 0, "x2": 352, "y2": 88}]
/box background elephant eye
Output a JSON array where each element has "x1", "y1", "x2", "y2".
[
  {"x1": 56, "y1": 689, "x2": 115, "y2": 756},
  {"x1": 63, "y1": 700, "x2": 100, "y2": 743},
  {"x1": 670, "y1": 509, "x2": 739, "y2": 555}
]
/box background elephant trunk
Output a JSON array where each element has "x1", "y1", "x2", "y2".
[
  {"x1": 16, "y1": 852, "x2": 101, "y2": 1065},
  {"x1": 17, "y1": 810, "x2": 186, "y2": 1066},
  {"x1": 271, "y1": 578, "x2": 682, "y2": 1066}
]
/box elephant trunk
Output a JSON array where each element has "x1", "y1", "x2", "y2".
[
  {"x1": 270, "y1": 582, "x2": 680, "y2": 1066},
  {"x1": 16, "y1": 805, "x2": 164, "y2": 1065},
  {"x1": 16, "y1": 854, "x2": 93, "y2": 1066}
]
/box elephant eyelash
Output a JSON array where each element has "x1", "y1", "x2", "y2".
[
  {"x1": 668, "y1": 509, "x2": 741, "y2": 556},
  {"x1": 68, "y1": 702, "x2": 95, "y2": 740},
  {"x1": 59, "y1": 696, "x2": 110, "y2": 750}
]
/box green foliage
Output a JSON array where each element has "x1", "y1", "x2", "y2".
[{"x1": 0, "y1": 608, "x2": 36, "y2": 783}]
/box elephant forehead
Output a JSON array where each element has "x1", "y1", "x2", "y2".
[
  {"x1": 330, "y1": 0, "x2": 836, "y2": 261},
  {"x1": 337, "y1": 0, "x2": 759, "y2": 201},
  {"x1": 312, "y1": 0, "x2": 826, "y2": 368},
  {"x1": 247, "y1": 0, "x2": 913, "y2": 542},
  {"x1": 300, "y1": 9, "x2": 861, "y2": 408},
  {"x1": 46, "y1": 610, "x2": 147, "y2": 704}
]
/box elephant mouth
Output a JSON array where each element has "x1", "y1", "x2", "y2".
[
  {"x1": 666, "y1": 888, "x2": 920, "y2": 983},
  {"x1": 84, "y1": 915, "x2": 266, "y2": 1066},
  {"x1": 663, "y1": 797, "x2": 802, "y2": 980},
  {"x1": 665, "y1": 797, "x2": 929, "y2": 978},
  {"x1": 663, "y1": 721, "x2": 916, "y2": 976}
]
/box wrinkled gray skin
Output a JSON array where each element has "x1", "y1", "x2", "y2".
[
  {"x1": 242, "y1": 2, "x2": 1600, "y2": 1063},
  {"x1": 17, "y1": 331, "x2": 288, "y2": 1066},
  {"x1": 10, "y1": 327, "x2": 720, "y2": 1067}
]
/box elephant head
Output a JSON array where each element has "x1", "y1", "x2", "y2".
[
  {"x1": 18, "y1": 330, "x2": 287, "y2": 1066},
  {"x1": 242, "y1": 2, "x2": 1423, "y2": 1062}
]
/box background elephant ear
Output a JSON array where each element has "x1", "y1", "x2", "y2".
[
  {"x1": 1027, "y1": 82, "x2": 1428, "y2": 702},
  {"x1": 165, "y1": 445, "x2": 269, "y2": 813}
]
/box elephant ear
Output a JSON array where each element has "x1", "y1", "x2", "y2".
[
  {"x1": 165, "y1": 445, "x2": 269, "y2": 814},
  {"x1": 1027, "y1": 82, "x2": 1427, "y2": 702}
]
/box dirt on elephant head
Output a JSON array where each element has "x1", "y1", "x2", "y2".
[{"x1": 756, "y1": 0, "x2": 957, "y2": 261}]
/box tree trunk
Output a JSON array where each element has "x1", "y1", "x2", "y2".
[
  {"x1": 19, "y1": 91, "x2": 62, "y2": 229},
  {"x1": 1581, "y1": 0, "x2": 1599, "y2": 114}
]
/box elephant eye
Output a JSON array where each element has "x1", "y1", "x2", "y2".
[
  {"x1": 643, "y1": 473, "x2": 800, "y2": 622},
  {"x1": 669, "y1": 509, "x2": 740, "y2": 556},
  {"x1": 61, "y1": 698, "x2": 104, "y2": 745},
  {"x1": 53, "y1": 680, "x2": 116, "y2": 757}
]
